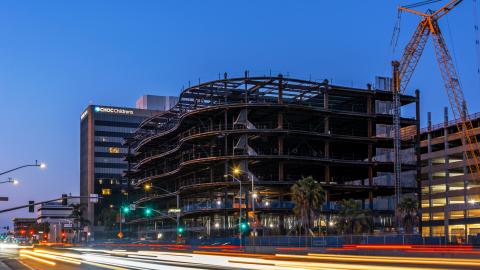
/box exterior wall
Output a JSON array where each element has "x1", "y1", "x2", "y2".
[
  {"x1": 420, "y1": 108, "x2": 480, "y2": 243},
  {"x1": 37, "y1": 202, "x2": 73, "y2": 224},
  {"x1": 126, "y1": 76, "x2": 419, "y2": 239}
]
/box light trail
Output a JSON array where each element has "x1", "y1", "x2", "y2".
[
  {"x1": 306, "y1": 253, "x2": 480, "y2": 267},
  {"x1": 19, "y1": 253, "x2": 56, "y2": 266},
  {"x1": 18, "y1": 247, "x2": 480, "y2": 270}
]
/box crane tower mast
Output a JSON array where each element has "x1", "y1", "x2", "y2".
[{"x1": 393, "y1": 0, "x2": 480, "y2": 206}]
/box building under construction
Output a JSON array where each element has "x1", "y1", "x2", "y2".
[
  {"x1": 420, "y1": 109, "x2": 480, "y2": 243},
  {"x1": 125, "y1": 75, "x2": 420, "y2": 239}
]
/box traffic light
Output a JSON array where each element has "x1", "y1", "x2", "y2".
[
  {"x1": 177, "y1": 226, "x2": 184, "y2": 235},
  {"x1": 61, "y1": 232, "x2": 66, "y2": 238},
  {"x1": 29, "y1": 230, "x2": 34, "y2": 236},
  {"x1": 28, "y1": 201, "x2": 34, "y2": 213},
  {"x1": 61, "y1": 194, "x2": 68, "y2": 206},
  {"x1": 144, "y1": 208, "x2": 152, "y2": 216},
  {"x1": 240, "y1": 221, "x2": 249, "y2": 233},
  {"x1": 121, "y1": 206, "x2": 130, "y2": 214}
]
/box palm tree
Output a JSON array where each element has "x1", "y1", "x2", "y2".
[
  {"x1": 397, "y1": 197, "x2": 418, "y2": 233},
  {"x1": 69, "y1": 203, "x2": 90, "y2": 242},
  {"x1": 291, "y1": 176, "x2": 325, "y2": 236},
  {"x1": 336, "y1": 199, "x2": 372, "y2": 234}
]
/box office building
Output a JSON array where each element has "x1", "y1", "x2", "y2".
[
  {"x1": 420, "y1": 108, "x2": 480, "y2": 242},
  {"x1": 80, "y1": 104, "x2": 163, "y2": 236}
]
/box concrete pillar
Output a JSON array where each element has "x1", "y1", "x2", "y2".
[
  {"x1": 427, "y1": 112, "x2": 433, "y2": 237},
  {"x1": 416, "y1": 89, "x2": 422, "y2": 235},
  {"x1": 443, "y1": 107, "x2": 450, "y2": 242},
  {"x1": 462, "y1": 102, "x2": 469, "y2": 242}
]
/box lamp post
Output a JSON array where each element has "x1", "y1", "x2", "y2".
[
  {"x1": 0, "y1": 160, "x2": 46, "y2": 176},
  {"x1": 232, "y1": 167, "x2": 257, "y2": 243},
  {"x1": 224, "y1": 173, "x2": 243, "y2": 246},
  {"x1": 0, "y1": 178, "x2": 19, "y2": 185},
  {"x1": 143, "y1": 183, "x2": 180, "y2": 238}
]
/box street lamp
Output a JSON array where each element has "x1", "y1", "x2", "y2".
[
  {"x1": 232, "y1": 167, "x2": 257, "y2": 239},
  {"x1": 0, "y1": 160, "x2": 46, "y2": 176},
  {"x1": 0, "y1": 178, "x2": 19, "y2": 185},
  {"x1": 224, "y1": 173, "x2": 243, "y2": 246}
]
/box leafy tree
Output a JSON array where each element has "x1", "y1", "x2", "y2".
[
  {"x1": 336, "y1": 199, "x2": 372, "y2": 234},
  {"x1": 397, "y1": 197, "x2": 418, "y2": 233},
  {"x1": 291, "y1": 176, "x2": 325, "y2": 236}
]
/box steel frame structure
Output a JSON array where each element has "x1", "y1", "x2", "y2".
[{"x1": 125, "y1": 75, "x2": 420, "y2": 239}]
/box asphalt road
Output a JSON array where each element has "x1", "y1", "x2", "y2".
[{"x1": 3, "y1": 246, "x2": 480, "y2": 270}]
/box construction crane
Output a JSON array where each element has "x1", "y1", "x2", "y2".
[{"x1": 392, "y1": 0, "x2": 480, "y2": 207}]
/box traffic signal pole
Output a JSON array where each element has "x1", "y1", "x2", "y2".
[{"x1": 0, "y1": 195, "x2": 101, "y2": 214}]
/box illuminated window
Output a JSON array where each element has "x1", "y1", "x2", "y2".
[
  {"x1": 432, "y1": 212, "x2": 444, "y2": 220},
  {"x1": 449, "y1": 225, "x2": 465, "y2": 237},
  {"x1": 108, "y1": 147, "x2": 120, "y2": 154},
  {"x1": 98, "y1": 179, "x2": 103, "y2": 184},
  {"x1": 430, "y1": 184, "x2": 446, "y2": 194},
  {"x1": 422, "y1": 227, "x2": 430, "y2": 237},
  {"x1": 422, "y1": 212, "x2": 430, "y2": 221},
  {"x1": 467, "y1": 224, "x2": 480, "y2": 236},
  {"x1": 449, "y1": 210, "x2": 464, "y2": 219},
  {"x1": 431, "y1": 226, "x2": 445, "y2": 237},
  {"x1": 102, "y1": 189, "x2": 111, "y2": 196},
  {"x1": 449, "y1": 196, "x2": 464, "y2": 205},
  {"x1": 468, "y1": 209, "x2": 480, "y2": 218},
  {"x1": 432, "y1": 198, "x2": 446, "y2": 207},
  {"x1": 421, "y1": 200, "x2": 430, "y2": 208}
]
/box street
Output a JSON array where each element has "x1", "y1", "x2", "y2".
[{"x1": 2, "y1": 246, "x2": 480, "y2": 270}]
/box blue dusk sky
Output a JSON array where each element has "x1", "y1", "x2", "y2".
[{"x1": 0, "y1": 0, "x2": 478, "y2": 227}]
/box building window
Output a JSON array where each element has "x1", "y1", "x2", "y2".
[
  {"x1": 421, "y1": 200, "x2": 430, "y2": 208},
  {"x1": 449, "y1": 196, "x2": 465, "y2": 205},
  {"x1": 468, "y1": 209, "x2": 480, "y2": 218},
  {"x1": 432, "y1": 198, "x2": 446, "y2": 207},
  {"x1": 449, "y1": 210, "x2": 464, "y2": 219},
  {"x1": 432, "y1": 212, "x2": 444, "y2": 220},
  {"x1": 108, "y1": 147, "x2": 120, "y2": 154},
  {"x1": 98, "y1": 179, "x2": 103, "y2": 184},
  {"x1": 102, "y1": 189, "x2": 111, "y2": 196},
  {"x1": 431, "y1": 226, "x2": 445, "y2": 237}
]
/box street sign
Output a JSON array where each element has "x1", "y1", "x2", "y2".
[
  {"x1": 0, "y1": 197, "x2": 8, "y2": 202},
  {"x1": 90, "y1": 194, "x2": 99, "y2": 203},
  {"x1": 129, "y1": 204, "x2": 136, "y2": 211},
  {"x1": 168, "y1": 208, "x2": 181, "y2": 213},
  {"x1": 117, "y1": 231, "x2": 123, "y2": 239},
  {"x1": 64, "y1": 223, "x2": 73, "y2": 228}
]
